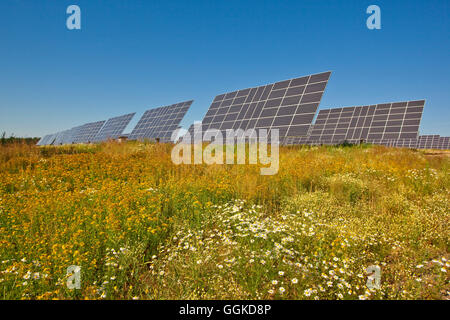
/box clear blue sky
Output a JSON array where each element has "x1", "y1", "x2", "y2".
[{"x1": 1, "y1": 0, "x2": 449, "y2": 137}]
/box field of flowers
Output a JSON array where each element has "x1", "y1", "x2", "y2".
[{"x1": 0, "y1": 142, "x2": 448, "y2": 299}]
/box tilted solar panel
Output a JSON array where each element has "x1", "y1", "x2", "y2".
[
  {"x1": 86, "y1": 121, "x2": 106, "y2": 142},
  {"x1": 186, "y1": 71, "x2": 331, "y2": 143},
  {"x1": 308, "y1": 100, "x2": 425, "y2": 145},
  {"x1": 72, "y1": 121, "x2": 106, "y2": 144},
  {"x1": 38, "y1": 135, "x2": 46, "y2": 145},
  {"x1": 42, "y1": 133, "x2": 57, "y2": 146},
  {"x1": 37, "y1": 135, "x2": 50, "y2": 146},
  {"x1": 59, "y1": 128, "x2": 71, "y2": 145},
  {"x1": 53, "y1": 131, "x2": 69, "y2": 145},
  {"x1": 92, "y1": 113, "x2": 135, "y2": 142},
  {"x1": 72, "y1": 124, "x2": 89, "y2": 144},
  {"x1": 44, "y1": 134, "x2": 55, "y2": 145},
  {"x1": 129, "y1": 100, "x2": 193, "y2": 142},
  {"x1": 63, "y1": 126, "x2": 83, "y2": 145}
]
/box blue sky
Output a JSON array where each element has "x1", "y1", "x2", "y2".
[{"x1": 0, "y1": 0, "x2": 449, "y2": 137}]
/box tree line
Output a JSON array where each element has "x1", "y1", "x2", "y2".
[{"x1": 1, "y1": 132, "x2": 40, "y2": 145}]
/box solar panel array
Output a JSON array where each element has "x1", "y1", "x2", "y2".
[
  {"x1": 37, "y1": 114, "x2": 134, "y2": 146},
  {"x1": 129, "y1": 100, "x2": 193, "y2": 142},
  {"x1": 33, "y1": 71, "x2": 448, "y2": 150},
  {"x1": 36, "y1": 101, "x2": 194, "y2": 146},
  {"x1": 308, "y1": 100, "x2": 425, "y2": 145},
  {"x1": 91, "y1": 113, "x2": 135, "y2": 142},
  {"x1": 185, "y1": 72, "x2": 331, "y2": 142}
]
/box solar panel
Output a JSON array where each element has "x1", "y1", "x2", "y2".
[
  {"x1": 186, "y1": 72, "x2": 331, "y2": 143},
  {"x1": 61, "y1": 126, "x2": 82, "y2": 145},
  {"x1": 128, "y1": 100, "x2": 193, "y2": 142},
  {"x1": 92, "y1": 113, "x2": 135, "y2": 142},
  {"x1": 44, "y1": 135, "x2": 54, "y2": 146},
  {"x1": 51, "y1": 133, "x2": 62, "y2": 145},
  {"x1": 72, "y1": 121, "x2": 106, "y2": 144},
  {"x1": 308, "y1": 100, "x2": 425, "y2": 145},
  {"x1": 53, "y1": 131, "x2": 69, "y2": 145},
  {"x1": 37, "y1": 135, "x2": 46, "y2": 146},
  {"x1": 61, "y1": 128, "x2": 72, "y2": 145},
  {"x1": 42, "y1": 133, "x2": 57, "y2": 146}
]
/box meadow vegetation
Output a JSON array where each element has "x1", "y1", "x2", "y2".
[{"x1": 0, "y1": 141, "x2": 448, "y2": 299}]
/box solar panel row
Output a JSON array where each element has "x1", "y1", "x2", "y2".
[
  {"x1": 38, "y1": 100, "x2": 193, "y2": 146},
  {"x1": 34, "y1": 72, "x2": 447, "y2": 150},
  {"x1": 38, "y1": 114, "x2": 132, "y2": 146},
  {"x1": 283, "y1": 135, "x2": 449, "y2": 150},
  {"x1": 373, "y1": 136, "x2": 450, "y2": 150}
]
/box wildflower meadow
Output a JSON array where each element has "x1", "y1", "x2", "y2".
[{"x1": 0, "y1": 142, "x2": 448, "y2": 299}]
